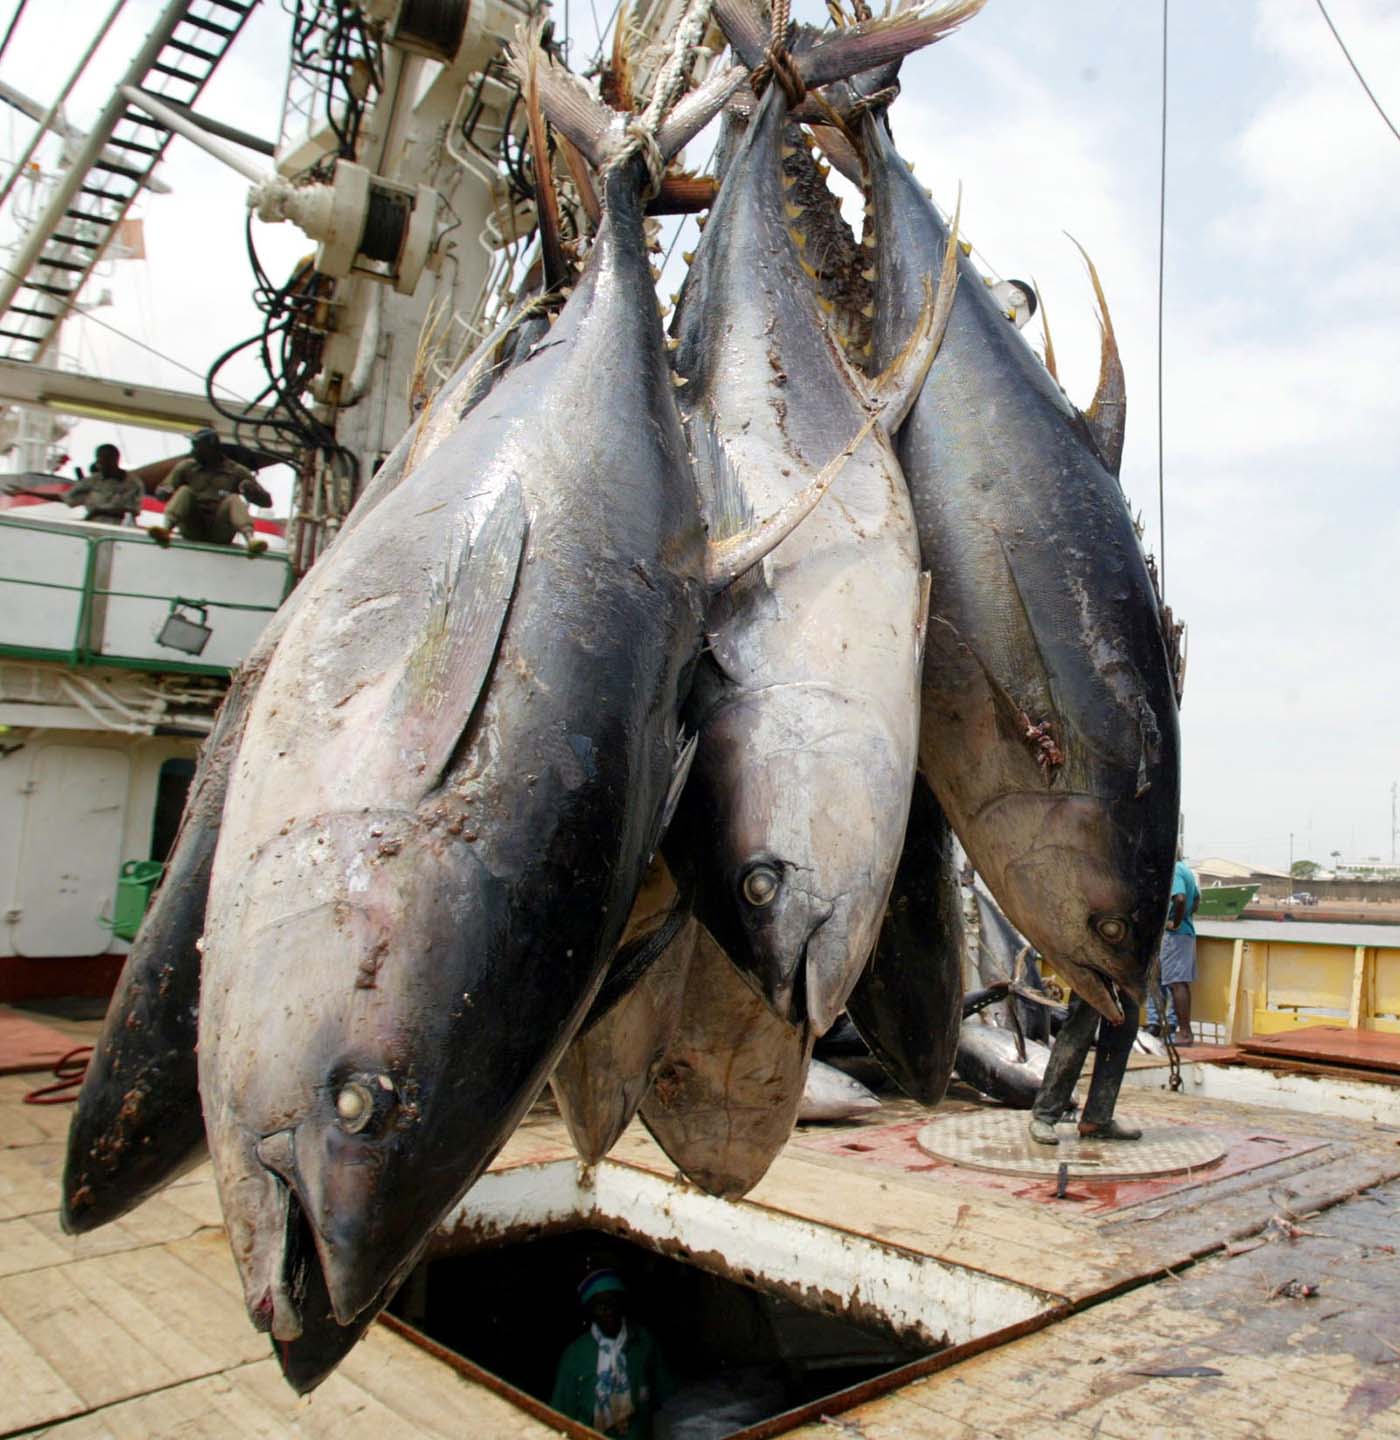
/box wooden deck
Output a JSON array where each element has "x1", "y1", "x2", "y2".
[{"x1": 6, "y1": 1023, "x2": 1400, "y2": 1438}]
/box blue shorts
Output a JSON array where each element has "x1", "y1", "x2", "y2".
[{"x1": 1160, "y1": 930, "x2": 1197, "y2": 985}]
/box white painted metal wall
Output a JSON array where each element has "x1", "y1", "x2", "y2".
[{"x1": 0, "y1": 728, "x2": 198, "y2": 958}]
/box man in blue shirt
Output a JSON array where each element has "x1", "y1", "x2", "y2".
[{"x1": 1157, "y1": 859, "x2": 1200, "y2": 1045}]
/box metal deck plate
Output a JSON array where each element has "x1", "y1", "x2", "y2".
[{"x1": 916, "y1": 1111, "x2": 1228, "y2": 1179}]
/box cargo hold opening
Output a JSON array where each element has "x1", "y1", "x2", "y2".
[{"x1": 388, "y1": 1227, "x2": 933, "y2": 1438}]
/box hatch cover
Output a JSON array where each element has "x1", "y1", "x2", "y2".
[{"x1": 916, "y1": 1111, "x2": 1228, "y2": 1179}]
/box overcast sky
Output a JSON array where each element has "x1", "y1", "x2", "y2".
[{"x1": 2, "y1": 0, "x2": 1397, "y2": 872}]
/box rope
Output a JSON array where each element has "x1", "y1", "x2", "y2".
[
  {"x1": 609, "y1": 0, "x2": 715, "y2": 197},
  {"x1": 847, "y1": 83, "x2": 900, "y2": 121},
  {"x1": 23, "y1": 1045, "x2": 92, "y2": 1105},
  {"x1": 751, "y1": 0, "x2": 805, "y2": 107},
  {"x1": 1155, "y1": 0, "x2": 1168, "y2": 598},
  {"x1": 1313, "y1": 0, "x2": 1400, "y2": 146}
]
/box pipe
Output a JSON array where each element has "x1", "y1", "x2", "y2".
[
  {"x1": 119, "y1": 85, "x2": 267, "y2": 185},
  {"x1": 0, "y1": 0, "x2": 129, "y2": 218},
  {"x1": 128, "y1": 90, "x2": 275, "y2": 158}
]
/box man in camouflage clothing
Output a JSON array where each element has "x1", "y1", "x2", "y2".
[
  {"x1": 65, "y1": 444, "x2": 143, "y2": 524},
  {"x1": 148, "y1": 429, "x2": 272, "y2": 555}
]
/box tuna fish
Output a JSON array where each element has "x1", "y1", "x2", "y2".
[
  {"x1": 549, "y1": 855, "x2": 698, "y2": 1162},
  {"x1": 665, "y1": 5, "x2": 973, "y2": 1035},
  {"x1": 60, "y1": 293, "x2": 559, "y2": 1241},
  {"x1": 954, "y1": 1025, "x2": 1055, "y2": 1111},
  {"x1": 640, "y1": 919, "x2": 814, "y2": 1198},
  {"x1": 832, "y1": 62, "x2": 1183, "y2": 1022},
  {"x1": 844, "y1": 775, "x2": 964, "y2": 1105},
  {"x1": 798, "y1": 1059, "x2": 881, "y2": 1123},
  {"x1": 196, "y1": 48, "x2": 829, "y2": 1347}
]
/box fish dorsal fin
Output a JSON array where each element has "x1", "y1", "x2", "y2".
[
  {"x1": 861, "y1": 187, "x2": 961, "y2": 431},
  {"x1": 391, "y1": 480, "x2": 527, "y2": 794},
  {"x1": 1067, "y1": 234, "x2": 1126, "y2": 477},
  {"x1": 1037, "y1": 277, "x2": 1060, "y2": 383}
]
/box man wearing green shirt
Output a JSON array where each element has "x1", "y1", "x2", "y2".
[
  {"x1": 551, "y1": 1269, "x2": 673, "y2": 1438},
  {"x1": 65, "y1": 444, "x2": 142, "y2": 524},
  {"x1": 147, "y1": 430, "x2": 271, "y2": 555}
]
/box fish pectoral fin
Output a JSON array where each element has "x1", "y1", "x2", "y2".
[
  {"x1": 392, "y1": 479, "x2": 527, "y2": 793},
  {"x1": 862, "y1": 189, "x2": 961, "y2": 432},
  {"x1": 703, "y1": 409, "x2": 881, "y2": 591},
  {"x1": 1066, "y1": 233, "x2": 1126, "y2": 478},
  {"x1": 651, "y1": 729, "x2": 698, "y2": 861}
]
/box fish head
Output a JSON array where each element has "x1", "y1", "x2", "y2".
[
  {"x1": 202, "y1": 811, "x2": 505, "y2": 1339},
  {"x1": 974, "y1": 791, "x2": 1172, "y2": 1022},
  {"x1": 685, "y1": 684, "x2": 911, "y2": 1033}
]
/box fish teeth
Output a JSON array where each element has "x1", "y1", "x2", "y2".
[
  {"x1": 960, "y1": 240, "x2": 973, "y2": 256},
  {"x1": 666, "y1": 336, "x2": 681, "y2": 351},
  {"x1": 781, "y1": 174, "x2": 797, "y2": 191},
  {"x1": 816, "y1": 162, "x2": 830, "y2": 180},
  {"x1": 671, "y1": 373, "x2": 689, "y2": 387},
  {"x1": 818, "y1": 296, "x2": 834, "y2": 314},
  {"x1": 862, "y1": 266, "x2": 876, "y2": 281},
  {"x1": 650, "y1": 265, "x2": 662, "y2": 281},
  {"x1": 862, "y1": 233, "x2": 876, "y2": 250},
  {"x1": 695, "y1": 216, "x2": 707, "y2": 230},
  {"x1": 861, "y1": 303, "x2": 875, "y2": 318},
  {"x1": 799, "y1": 259, "x2": 819, "y2": 279},
  {"x1": 784, "y1": 203, "x2": 803, "y2": 220},
  {"x1": 790, "y1": 229, "x2": 807, "y2": 249},
  {"x1": 682, "y1": 250, "x2": 695, "y2": 265},
  {"x1": 780, "y1": 143, "x2": 796, "y2": 158}
]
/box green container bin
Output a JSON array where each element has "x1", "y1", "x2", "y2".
[{"x1": 112, "y1": 860, "x2": 165, "y2": 942}]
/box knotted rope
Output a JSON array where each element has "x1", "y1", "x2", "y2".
[
  {"x1": 610, "y1": 0, "x2": 715, "y2": 197},
  {"x1": 751, "y1": 0, "x2": 806, "y2": 108}
]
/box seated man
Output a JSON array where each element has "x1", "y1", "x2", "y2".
[
  {"x1": 148, "y1": 429, "x2": 272, "y2": 555},
  {"x1": 551, "y1": 1269, "x2": 672, "y2": 1438},
  {"x1": 65, "y1": 444, "x2": 142, "y2": 524}
]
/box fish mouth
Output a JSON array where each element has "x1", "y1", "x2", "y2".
[{"x1": 254, "y1": 1124, "x2": 411, "y2": 1330}]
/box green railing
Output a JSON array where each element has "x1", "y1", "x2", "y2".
[{"x1": 0, "y1": 512, "x2": 292, "y2": 677}]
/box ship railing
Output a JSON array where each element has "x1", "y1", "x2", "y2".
[{"x1": 0, "y1": 512, "x2": 290, "y2": 677}]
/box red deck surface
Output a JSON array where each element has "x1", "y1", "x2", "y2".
[
  {"x1": 0, "y1": 1005, "x2": 81, "y2": 1076},
  {"x1": 1240, "y1": 1026, "x2": 1400, "y2": 1075},
  {"x1": 791, "y1": 1115, "x2": 1323, "y2": 1214}
]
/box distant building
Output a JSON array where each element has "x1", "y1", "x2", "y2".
[{"x1": 1192, "y1": 857, "x2": 1291, "y2": 884}]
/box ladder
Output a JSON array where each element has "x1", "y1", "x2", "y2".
[{"x1": 0, "y1": 0, "x2": 256, "y2": 363}]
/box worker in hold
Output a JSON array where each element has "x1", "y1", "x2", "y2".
[
  {"x1": 65, "y1": 443, "x2": 143, "y2": 524},
  {"x1": 147, "y1": 429, "x2": 272, "y2": 555}
]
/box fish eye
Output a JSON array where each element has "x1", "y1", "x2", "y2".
[
  {"x1": 1093, "y1": 915, "x2": 1128, "y2": 945},
  {"x1": 741, "y1": 863, "x2": 780, "y2": 908},
  {"x1": 334, "y1": 1073, "x2": 395, "y2": 1134}
]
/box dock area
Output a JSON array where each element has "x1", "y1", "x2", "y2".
[{"x1": 5, "y1": 1018, "x2": 1400, "y2": 1438}]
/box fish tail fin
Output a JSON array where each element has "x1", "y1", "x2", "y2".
[
  {"x1": 607, "y1": 4, "x2": 636, "y2": 112},
  {"x1": 524, "y1": 41, "x2": 569, "y2": 290},
  {"x1": 1036, "y1": 274, "x2": 1060, "y2": 383},
  {"x1": 512, "y1": 27, "x2": 743, "y2": 171},
  {"x1": 1066, "y1": 232, "x2": 1127, "y2": 477},
  {"x1": 863, "y1": 185, "x2": 962, "y2": 430},
  {"x1": 714, "y1": 0, "x2": 983, "y2": 87},
  {"x1": 506, "y1": 28, "x2": 614, "y2": 168}
]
